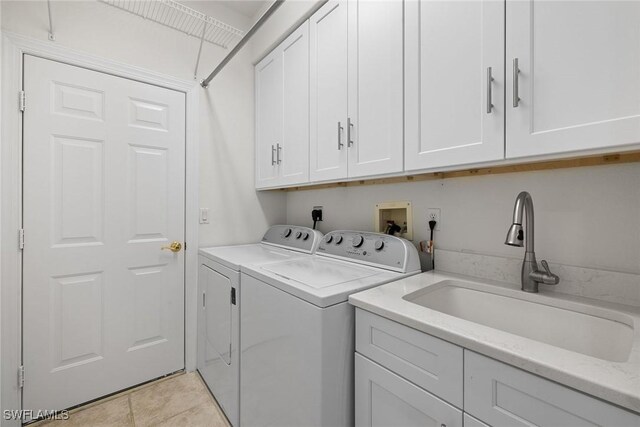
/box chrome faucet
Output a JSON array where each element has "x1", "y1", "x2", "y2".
[{"x1": 505, "y1": 191, "x2": 559, "y2": 292}]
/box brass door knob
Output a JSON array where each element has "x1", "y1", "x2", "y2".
[{"x1": 161, "y1": 241, "x2": 183, "y2": 252}]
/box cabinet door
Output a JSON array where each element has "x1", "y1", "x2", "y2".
[
  {"x1": 355, "y1": 354, "x2": 463, "y2": 427},
  {"x1": 280, "y1": 22, "x2": 310, "y2": 186},
  {"x1": 255, "y1": 49, "x2": 282, "y2": 188},
  {"x1": 405, "y1": 0, "x2": 505, "y2": 171},
  {"x1": 347, "y1": 0, "x2": 404, "y2": 178},
  {"x1": 310, "y1": 0, "x2": 349, "y2": 182},
  {"x1": 506, "y1": 1, "x2": 640, "y2": 158}
]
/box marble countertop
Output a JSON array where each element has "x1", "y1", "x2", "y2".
[{"x1": 348, "y1": 270, "x2": 640, "y2": 413}]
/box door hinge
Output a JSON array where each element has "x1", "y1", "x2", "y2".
[
  {"x1": 231, "y1": 287, "x2": 236, "y2": 305},
  {"x1": 18, "y1": 228, "x2": 24, "y2": 250},
  {"x1": 19, "y1": 91, "x2": 26, "y2": 112},
  {"x1": 18, "y1": 366, "x2": 24, "y2": 389}
]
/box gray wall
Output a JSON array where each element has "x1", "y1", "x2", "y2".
[{"x1": 287, "y1": 163, "x2": 640, "y2": 274}]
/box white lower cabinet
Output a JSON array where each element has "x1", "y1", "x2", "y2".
[
  {"x1": 464, "y1": 351, "x2": 640, "y2": 427},
  {"x1": 355, "y1": 354, "x2": 463, "y2": 427},
  {"x1": 354, "y1": 309, "x2": 640, "y2": 427},
  {"x1": 355, "y1": 308, "x2": 463, "y2": 407}
]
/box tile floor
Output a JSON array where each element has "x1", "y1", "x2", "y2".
[{"x1": 35, "y1": 372, "x2": 230, "y2": 427}]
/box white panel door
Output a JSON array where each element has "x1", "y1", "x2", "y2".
[
  {"x1": 347, "y1": 0, "x2": 404, "y2": 178},
  {"x1": 23, "y1": 55, "x2": 185, "y2": 412},
  {"x1": 355, "y1": 354, "x2": 463, "y2": 427},
  {"x1": 280, "y1": 21, "x2": 310, "y2": 186},
  {"x1": 310, "y1": 0, "x2": 349, "y2": 182},
  {"x1": 405, "y1": 0, "x2": 505, "y2": 171},
  {"x1": 255, "y1": 49, "x2": 282, "y2": 188},
  {"x1": 506, "y1": 0, "x2": 640, "y2": 158}
]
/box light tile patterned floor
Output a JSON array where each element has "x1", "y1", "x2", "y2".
[{"x1": 36, "y1": 372, "x2": 230, "y2": 427}]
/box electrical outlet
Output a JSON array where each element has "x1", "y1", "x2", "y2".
[
  {"x1": 200, "y1": 208, "x2": 210, "y2": 224},
  {"x1": 427, "y1": 208, "x2": 441, "y2": 231},
  {"x1": 312, "y1": 206, "x2": 323, "y2": 222}
]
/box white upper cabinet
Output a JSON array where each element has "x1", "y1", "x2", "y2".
[
  {"x1": 405, "y1": 0, "x2": 505, "y2": 171},
  {"x1": 256, "y1": 0, "x2": 640, "y2": 190},
  {"x1": 309, "y1": 0, "x2": 349, "y2": 182},
  {"x1": 347, "y1": 0, "x2": 404, "y2": 178},
  {"x1": 310, "y1": 0, "x2": 404, "y2": 182},
  {"x1": 280, "y1": 22, "x2": 310, "y2": 186},
  {"x1": 255, "y1": 49, "x2": 282, "y2": 189},
  {"x1": 506, "y1": 0, "x2": 640, "y2": 158},
  {"x1": 255, "y1": 23, "x2": 310, "y2": 189}
]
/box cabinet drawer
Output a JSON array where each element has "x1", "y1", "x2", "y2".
[
  {"x1": 355, "y1": 309, "x2": 463, "y2": 407},
  {"x1": 355, "y1": 354, "x2": 462, "y2": 427},
  {"x1": 464, "y1": 351, "x2": 640, "y2": 426}
]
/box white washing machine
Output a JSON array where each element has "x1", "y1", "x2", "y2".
[
  {"x1": 197, "y1": 225, "x2": 322, "y2": 426},
  {"x1": 239, "y1": 230, "x2": 420, "y2": 427}
]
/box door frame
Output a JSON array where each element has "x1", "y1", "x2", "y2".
[{"x1": 1, "y1": 31, "x2": 200, "y2": 424}]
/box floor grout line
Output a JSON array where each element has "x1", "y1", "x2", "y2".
[{"x1": 128, "y1": 394, "x2": 136, "y2": 427}]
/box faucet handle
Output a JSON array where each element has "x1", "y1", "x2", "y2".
[
  {"x1": 540, "y1": 260, "x2": 552, "y2": 275},
  {"x1": 539, "y1": 260, "x2": 560, "y2": 285}
]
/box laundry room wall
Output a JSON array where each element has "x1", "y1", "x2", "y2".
[
  {"x1": 1, "y1": 0, "x2": 287, "y2": 247},
  {"x1": 286, "y1": 163, "x2": 640, "y2": 275}
]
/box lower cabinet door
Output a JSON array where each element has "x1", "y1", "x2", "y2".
[{"x1": 355, "y1": 353, "x2": 463, "y2": 427}]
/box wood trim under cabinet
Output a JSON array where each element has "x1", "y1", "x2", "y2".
[{"x1": 274, "y1": 150, "x2": 640, "y2": 192}]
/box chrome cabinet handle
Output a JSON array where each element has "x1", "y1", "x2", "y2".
[
  {"x1": 276, "y1": 143, "x2": 282, "y2": 164},
  {"x1": 486, "y1": 67, "x2": 494, "y2": 114},
  {"x1": 337, "y1": 121, "x2": 344, "y2": 150},
  {"x1": 513, "y1": 58, "x2": 520, "y2": 107},
  {"x1": 347, "y1": 117, "x2": 354, "y2": 147},
  {"x1": 271, "y1": 145, "x2": 276, "y2": 165}
]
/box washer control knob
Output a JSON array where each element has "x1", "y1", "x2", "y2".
[
  {"x1": 374, "y1": 240, "x2": 385, "y2": 251},
  {"x1": 302, "y1": 232, "x2": 310, "y2": 240},
  {"x1": 326, "y1": 235, "x2": 333, "y2": 244},
  {"x1": 295, "y1": 231, "x2": 302, "y2": 239},
  {"x1": 352, "y1": 235, "x2": 364, "y2": 248},
  {"x1": 335, "y1": 235, "x2": 344, "y2": 244},
  {"x1": 284, "y1": 228, "x2": 292, "y2": 237}
]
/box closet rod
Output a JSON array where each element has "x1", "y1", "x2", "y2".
[{"x1": 201, "y1": 0, "x2": 284, "y2": 88}]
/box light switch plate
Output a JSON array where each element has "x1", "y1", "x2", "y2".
[{"x1": 200, "y1": 208, "x2": 210, "y2": 224}]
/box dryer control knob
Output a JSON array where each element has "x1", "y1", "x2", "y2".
[
  {"x1": 352, "y1": 235, "x2": 364, "y2": 248},
  {"x1": 374, "y1": 240, "x2": 385, "y2": 251},
  {"x1": 302, "y1": 232, "x2": 310, "y2": 240},
  {"x1": 326, "y1": 235, "x2": 334, "y2": 244},
  {"x1": 335, "y1": 235, "x2": 344, "y2": 244},
  {"x1": 284, "y1": 228, "x2": 292, "y2": 237},
  {"x1": 295, "y1": 231, "x2": 302, "y2": 239}
]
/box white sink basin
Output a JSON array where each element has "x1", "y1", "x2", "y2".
[{"x1": 403, "y1": 280, "x2": 634, "y2": 362}]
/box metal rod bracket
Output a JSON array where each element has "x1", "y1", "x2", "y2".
[
  {"x1": 47, "y1": 0, "x2": 55, "y2": 41},
  {"x1": 200, "y1": 0, "x2": 285, "y2": 88}
]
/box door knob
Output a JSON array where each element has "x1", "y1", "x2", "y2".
[{"x1": 161, "y1": 241, "x2": 183, "y2": 252}]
